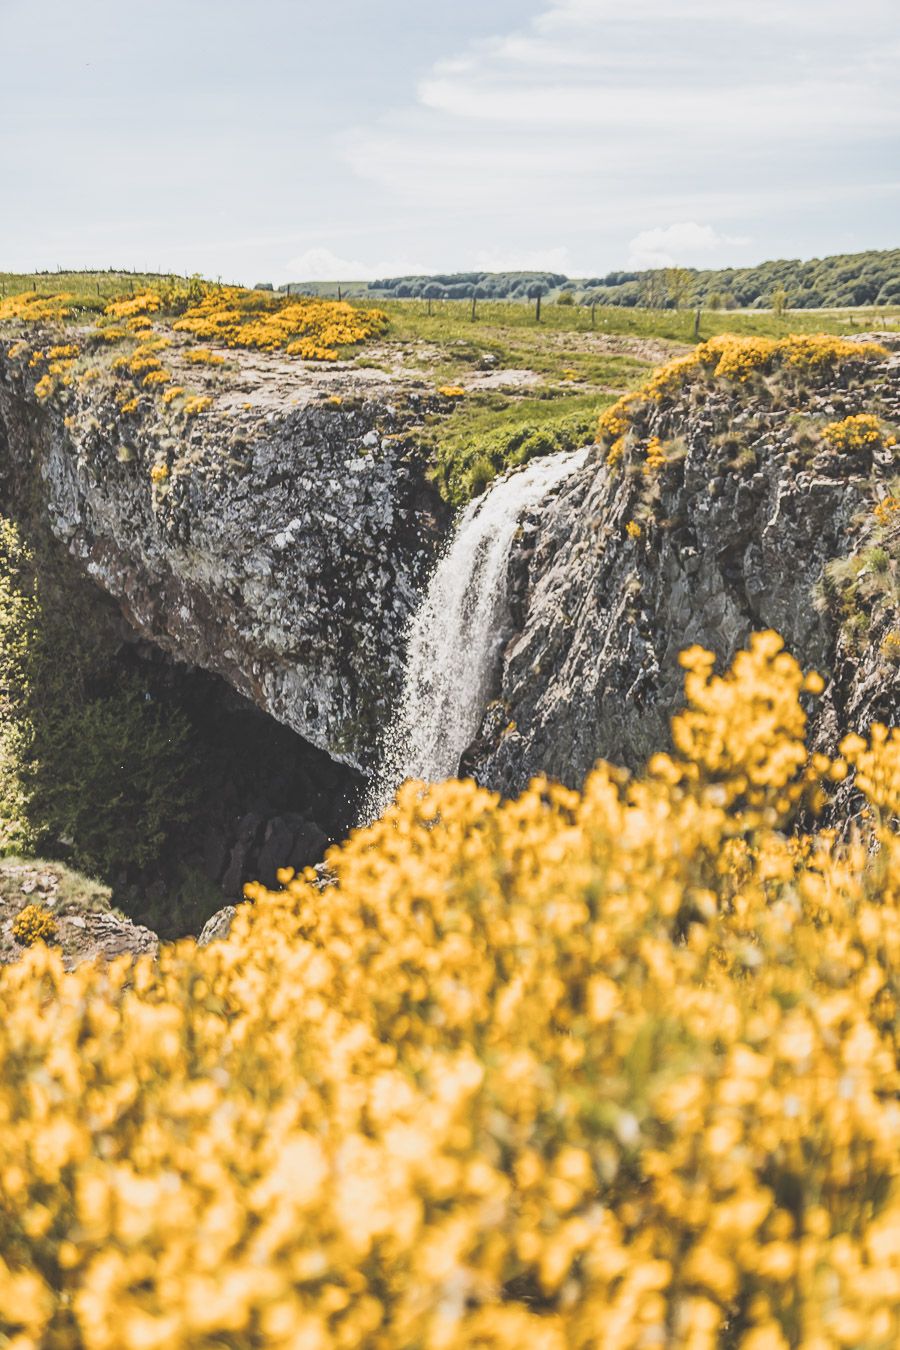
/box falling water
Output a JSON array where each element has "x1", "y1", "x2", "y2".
[{"x1": 366, "y1": 446, "x2": 588, "y2": 818}]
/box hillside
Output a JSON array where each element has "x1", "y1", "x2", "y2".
[{"x1": 283, "y1": 247, "x2": 900, "y2": 311}]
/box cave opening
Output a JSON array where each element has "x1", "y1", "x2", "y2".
[
  {"x1": 116, "y1": 647, "x2": 364, "y2": 939},
  {"x1": 0, "y1": 508, "x2": 364, "y2": 940}
]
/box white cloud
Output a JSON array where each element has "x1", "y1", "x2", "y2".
[
  {"x1": 627, "y1": 223, "x2": 750, "y2": 270},
  {"x1": 340, "y1": 0, "x2": 898, "y2": 267}
]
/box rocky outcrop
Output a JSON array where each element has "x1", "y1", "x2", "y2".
[
  {"x1": 0, "y1": 337, "x2": 447, "y2": 772},
  {"x1": 467, "y1": 341, "x2": 900, "y2": 793},
  {"x1": 0, "y1": 860, "x2": 158, "y2": 969}
]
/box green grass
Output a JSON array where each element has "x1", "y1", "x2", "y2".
[
  {"x1": 0, "y1": 855, "x2": 115, "y2": 915},
  {"x1": 0, "y1": 269, "x2": 190, "y2": 308},
  {"x1": 366, "y1": 296, "x2": 900, "y2": 345},
  {"x1": 423, "y1": 390, "x2": 617, "y2": 505}
]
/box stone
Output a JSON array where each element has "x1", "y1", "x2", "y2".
[{"x1": 197, "y1": 905, "x2": 238, "y2": 947}]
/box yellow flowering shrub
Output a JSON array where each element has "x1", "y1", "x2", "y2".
[
  {"x1": 873, "y1": 495, "x2": 900, "y2": 527},
  {"x1": 149, "y1": 462, "x2": 170, "y2": 483},
  {"x1": 11, "y1": 904, "x2": 57, "y2": 947},
  {"x1": 625, "y1": 519, "x2": 642, "y2": 539},
  {"x1": 142, "y1": 370, "x2": 170, "y2": 388},
  {"x1": 127, "y1": 355, "x2": 164, "y2": 376},
  {"x1": 437, "y1": 385, "x2": 466, "y2": 398},
  {"x1": 2, "y1": 632, "x2": 900, "y2": 1348},
  {"x1": 103, "y1": 292, "x2": 162, "y2": 320},
  {"x1": 822, "y1": 413, "x2": 896, "y2": 454},
  {"x1": 172, "y1": 287, "x2": 387, "y2": 360},
  {"x1": 182, "y1": 395, "x2": 213, "y2": 417},
  {"x1": 597, "y1": 335, "x2": 888, "y2": 461},
  {"x1": 642, "y1": 436, "x2": 667, "y2": 475},
  {"x1": 162, "y1": 386, "x2": 185, "y2": 406},
  {"x1": 183, "y1": 348, "x2": 225, "y2": 366},
  {"x1": 33, "y1": 374, "x2": 55, "y2": 402},
  {"x1": 0, "y1": 292, "x2": 74, "y2": 323},
  {"x1": 47, "y1": 344, "x2": 79, "y2": 361}
]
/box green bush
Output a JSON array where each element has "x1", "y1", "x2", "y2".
[{"x1": 0, "y1": 518, "x2": 196, "y2": 880}]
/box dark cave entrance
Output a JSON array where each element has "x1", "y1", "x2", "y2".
[{"x1": 120, "y1": 645, "x2": 364, "y2": 939}]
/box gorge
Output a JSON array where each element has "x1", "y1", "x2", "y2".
[{"x1": 0, "y1": 303, "x2": 898, "y2": 947}]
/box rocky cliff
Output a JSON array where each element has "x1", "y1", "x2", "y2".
[
  {"x1": 0, "y1": 331, "x2": 446, "y2": 772},
  {"x1": 1, "y1": 324, "x2": 898, "y2": 870},
  {"x1": 466, "y1": 336, "x2": 900, "y2": 793}
]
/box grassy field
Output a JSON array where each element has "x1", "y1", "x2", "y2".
[
  {"x1": 3, "y1": 271, "x2": 897, "y2": 338},
  {"x1": 0, "y1": 269, "x2": 186, "y2": 306},
  {"x1": 368, "y1": 294, "x2": 900, "y2": 343}
]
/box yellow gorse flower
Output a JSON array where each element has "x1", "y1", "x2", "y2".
[
  {"x1": 822, "y1": 413, "x2": 896, "y2": 453},
  {"x1": 103, "y1": 292, "x2": 162, "y2": 320},
  {"x1": 2, "y1": 632, "x2": 900, "y2": 1347},
  {"x1": 11, "y1": 904, "x2": 57, "y2": 946},
  {"x1": 172, "y1": 288, "x2": 387, "y2": 361},
  {"x1": 597, "y1": 335, "x2": 889, "y2": 463},
  {"x1": 0, "y1": 291, "x2": 75, "y2": 323}
]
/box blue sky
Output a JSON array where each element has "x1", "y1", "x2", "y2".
[{"x1": 1, "y1": 0, "x2": 897, "y2": 282}]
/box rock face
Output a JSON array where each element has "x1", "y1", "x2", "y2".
[
  {"x1": 467, "y1": 342, "x2": 900, "y2": 793},
  {"x1": 0, "y1": 344, "x2": 446, "y2": 771}
]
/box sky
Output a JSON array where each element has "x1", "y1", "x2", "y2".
[{"x1": 1, "y1": 0, "x2": 897, "y2": 283}]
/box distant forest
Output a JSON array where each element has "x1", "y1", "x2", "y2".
[{"x1": 283, "y1": 248, "x2": 900, "y2": 310}]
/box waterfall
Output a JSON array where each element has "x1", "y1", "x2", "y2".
[{"x1": 366, "y1": 446, "x2": 589, "y2": 818}]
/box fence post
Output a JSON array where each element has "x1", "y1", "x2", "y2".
[
  {"x1": 693, "y1": 306, "x2": 702, "y2": 340},
  {"x1": 471, "y1": 290, "x2": 477, "y2": 322},
  {"x1": 535, "y1": 292, "x2": 542, "y2": 323}
]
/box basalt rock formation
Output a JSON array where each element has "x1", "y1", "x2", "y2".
[
  {"x1": 466, "y1": 338, "x2": 900, "y2": 794},
  {"x1": 0, "y1": 333, "x2": 447, "y2": 773}
]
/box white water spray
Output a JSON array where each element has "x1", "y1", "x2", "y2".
[{"x1": 366, "y1": 446, "x2": 588, "y2": 818}]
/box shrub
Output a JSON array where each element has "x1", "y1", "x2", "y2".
[
  {"x1": 183, "y1": 348, "x2": 225, "y2": 366},
  {"x1": 11, "y1": 903, "x2": 57, "y2": 946},
  {"x1": 172, "y1": 288, "x2": 388, "y2": 360},
  {"x1": 822, "y1": 413, "x2": 896, "y2": 454},
  {"x1": 2, "y1": 634, "x2": 900, "y2": 1346},
  {"x1": 0, "y1": 519, "x2": 195, "y2": 881}
]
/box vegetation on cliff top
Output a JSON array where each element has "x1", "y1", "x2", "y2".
[
  {"x1": 596, "y1": 334, "x2": 892, "y2": 471},
  {"x1": 2, "y1": 634, "x2": 900, "y2": 1346}
]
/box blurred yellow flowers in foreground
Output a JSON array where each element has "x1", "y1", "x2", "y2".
[{"x1": 2, "y1": 632, "x2": 900, "y2": 1348}]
